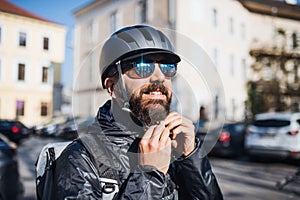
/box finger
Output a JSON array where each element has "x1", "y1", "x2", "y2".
[
  {"x1": 142, "y1": 125, "x2": 156, "y2": 140},
  {"x1": 150, "y1": 121, "x2": 166, "y2": 141},
  {"x1": 166, "y1": 113, "x2": 193, "y2": 127},
  {"x1": 170, "y1": 126, "x2": 182, "y2": 139},
  {"x1": 159, "y1": 127, "x2": 171, "y2": 144},
  {"x1": 165, "y1": 112, "x2": 181, "y2": 124},
  {"x1": 170, "y1": 123, "x2": 195, "y2": 140},
  {"x1": 167, "y1": 117, "x2": 182, "y2": 132}
]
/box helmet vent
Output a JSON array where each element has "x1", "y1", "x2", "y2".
[
  {"x1": 116, "y1": 32, "x2": 135, "y2": 43},
  {"x1": 158, "y1": 31, "x2": 166, "y2": 43},
  {"x1": 139, "y1": 27, "x2": 153, "y2": 41}
]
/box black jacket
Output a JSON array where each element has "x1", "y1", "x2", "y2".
[{"x1": 54, "y1": 100, "x2": 223, "y2": 199}]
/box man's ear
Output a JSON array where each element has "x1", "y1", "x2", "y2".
[{"x1": 104, "y1": 77, "x2": 116, "y2": 98}]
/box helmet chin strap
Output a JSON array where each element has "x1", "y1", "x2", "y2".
[{"x1": 116, "y1": 61, "x2": 131, "y2": 113}]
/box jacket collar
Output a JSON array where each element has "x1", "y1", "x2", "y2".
[{"x1": 96, "y1": 100, "x2": 144, "y2": 137}]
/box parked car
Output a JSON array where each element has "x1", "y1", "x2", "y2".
[
  {"x1": 0, "y1": 134, "x2": 23, "y2": 199},
  {"x1": 31, "y1": 116, "x2": 54, "y2": 135},
  {"x1": 55, "y1": 117, "x2": 94, "y2": 140},
  {"x1": 0, "y1": 119, "x2": 31, "y2": 144},
  {"x1": 204, "y1": 122, "x2": 246, "y2": 157},
  {"x1": 39, "y1": 115, "x2": 75, "y2": 137},
  {"x1": 245, "y1": 112, "x2": 300, "y2": 160}
]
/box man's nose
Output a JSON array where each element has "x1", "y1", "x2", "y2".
[{"x1": 150, "y1": 64, "x2": 165, "y2": 83}]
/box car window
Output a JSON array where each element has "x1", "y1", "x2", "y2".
[
  {"x1": 234, "y1": 124, "x2": 244, "y2": 132},
  {"x1": 253, "y1": 119, "x2": 290, "y2": 127},
  {"x1": 0, "y1": 121, "x2": 12, "y2": 129}
]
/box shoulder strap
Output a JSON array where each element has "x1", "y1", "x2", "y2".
[{"x1": 78, "y1": 132, "x2": 121, "y2": 185}]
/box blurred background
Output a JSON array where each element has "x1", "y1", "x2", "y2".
[{"x1": 1, "y1": 0, "x2": 300, "y2": 199}]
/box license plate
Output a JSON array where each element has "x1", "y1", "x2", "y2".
[{"x1": 260, "y1": 133, "x2": 275, "y2": 138}]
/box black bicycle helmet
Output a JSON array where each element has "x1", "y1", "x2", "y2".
[{"x1": 99, "y1": 25, "x2": 181, "y2": 88}]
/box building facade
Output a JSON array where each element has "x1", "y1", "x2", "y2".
[
  {"x1": 72, "y1": 0, "x2": 174, "y2": 118},
  {"x1": 240, "y1": 0, "x2": 300, "y2": 117},
  {"x1": 72, "y1": 0, "x2": 300, "y2": 122},
  {"x1": 0, "y1": 0, "x2": 66, "y2": 126}
]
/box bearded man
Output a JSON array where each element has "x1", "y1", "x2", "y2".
[{"x1": 54, "y1": 25, "x2": 223, "y2": 200}]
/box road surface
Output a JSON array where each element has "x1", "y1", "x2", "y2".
[{"x1": 17, "y1": 136, "x2": 300, "y2": 200}]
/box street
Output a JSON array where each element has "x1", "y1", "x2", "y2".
[
  {"x1": 212, "y1": 156, "x2": 300, "y2": 199},
  {"x1": 17, "y1": 136, "x2": 300, "y2": 200}
]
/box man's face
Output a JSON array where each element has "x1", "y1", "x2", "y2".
[{"x1": 120, "y1": 55, "x2": 175, "y2": 126}]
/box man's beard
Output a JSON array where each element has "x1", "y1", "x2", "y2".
[{"x1": 129, "y1": 83, "x2": 172, "y2": 127}]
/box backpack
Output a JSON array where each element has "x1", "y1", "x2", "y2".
[
  {"x1": 35, "y1": 140, "x2": 120, "y2": 200},
  {"x1": 35, "y1": 141, "x2": 70, "y2": 200}
]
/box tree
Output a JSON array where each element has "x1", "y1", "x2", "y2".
[{"x1": 247, "y1": 28, "x2": 300, "y2": 117}]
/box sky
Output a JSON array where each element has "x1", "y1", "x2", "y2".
[{"x1": 6, "y1": 0, "x2": 92, "y2": 88}]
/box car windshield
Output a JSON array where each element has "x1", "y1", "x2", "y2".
[{"x1": 253, "y1": 119, "x2": 290, "y2": 127}]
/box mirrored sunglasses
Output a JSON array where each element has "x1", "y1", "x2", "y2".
[{"x1": 122, "y1": 62, "x2": 177, "y2": 79}]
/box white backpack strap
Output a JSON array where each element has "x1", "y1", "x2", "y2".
[{"x1": 36, "y1": 141, "x2": 71, "y2": 178}]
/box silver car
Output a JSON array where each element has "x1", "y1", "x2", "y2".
[{"x1": 245, "y1": 112, "x2": 300, "y2": 160}]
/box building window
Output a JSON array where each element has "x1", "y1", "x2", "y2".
[
  {"x1": 43, "y1": 37, "x2": 49, "y2": 50},
  {"x1": 16, "y1": 100, "x2": 25, "y2": 117},
  {"x1": 41, "y1": 102, "x2": 48, "y2": 116},
  {"x1": 242, "y1": 58, "x2": 247, "y2": 79},
  {"x1": 212, "y1": 8, "x2": 218, "y2": 27},
  {"x1": 140, "y1": 0, "x2": 147, "y2": 23},
  {"x1": 229, "y1": 17, "x2": 234, "y2": 35},
  {"x1": 19, "y1": 32, "x2": 26, "y2": 47},
  {"x1": 88, "y1": 56, "x2": 93, "y2": 82},
  {"x1": 0, "y1": 59, "x2": 2, "y2": 81},
  {"x1": 168, "y1": 0, "x2": 175, "y2": 25},
  {"x1": 240, "y1": 23, "x2": 246, "y2": 39},
  {"x1": 18, "y1": 63, "x2": 25, "y2": 81},
  {"x1": 42, "y1": 66, "x2": 48, "y2": 83},
  {"x1": 214, "y1": 95, "x2": 219, "y2": 119},
  {"x1": 213, "y1": 48, "x2": 218, "y2": 68},
  {"x1": 231, "y1": 98, "x2": 236, "y2": 120},
  {"x1": 110, "y1": 11, "x2": 118, "y2": 33},
  {"x1": 292, "y1": 32, "x2": 298, "y2": 49},
  {"x1": 229, "y1": 54, "x2": 235, "y2": 76},
  {"x1": 87, "y1": 21, "x2": 97, "y2": 44},
  {"x1": 0, "y1": 27, "x2": 2, "y2": 44}
]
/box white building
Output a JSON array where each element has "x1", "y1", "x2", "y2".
[
  {"x1": 72, "y1": 0, "x2": 173, "y2": 117},
  {"x1": 72, "y1": 0, "x2": 300, "y2": 122},
  {"x1": 0, "y1": 0, "x2": 66, "y2": 126}
]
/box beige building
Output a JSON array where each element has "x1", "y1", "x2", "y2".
[
  {"x1": 0, "y1": 0, "x2": 66, "y2": 126},
  {"x1": 72, "y1": 0, "x2": 300, "y2": 122}
]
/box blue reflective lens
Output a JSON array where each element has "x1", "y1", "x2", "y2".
[
  {"x1": 125, "y1": 62, "x2": 177, "y2": 79},
  {"x1": 160, "y1": 64, "x2": 176, "y2": 77},
  {"x1": 135, "y1": 63, "x2": 155, "y2": 78}
]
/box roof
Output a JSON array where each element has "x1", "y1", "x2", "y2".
[
  {"x1": 72, "y1": 0, "x2": 109, "y2": 17},
  {"x1": 254, "y1": 112, "x2": 300, "y2": 120},
  {"x1": 238, "y1": 0, "x2": 300, "y2": 21},
  {"x1": 0, "y1": 0, "x2": 51, "y2": 22}
]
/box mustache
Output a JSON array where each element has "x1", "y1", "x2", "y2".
[{"x1": 138, "y1": 83, "x2": 170, "y2": 97}]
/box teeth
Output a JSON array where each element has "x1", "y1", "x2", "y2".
[{"x1": 150, "y1": 91, "x2": 162, "y2": 95}]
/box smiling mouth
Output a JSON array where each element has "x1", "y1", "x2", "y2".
[
  {"x1": 150, "y1": 91, "x2": 162, "y2": 95},
  {"x1": 143, "y1": 89, "x2": 166, "y2": 99}
]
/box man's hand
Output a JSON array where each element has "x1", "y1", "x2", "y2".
[
  {"x1": 139, "y1": 121, "x2": 172, "y2": 174},
  {"x1": 165, "y1": 112, "x2": 195, "y2": 156}
]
